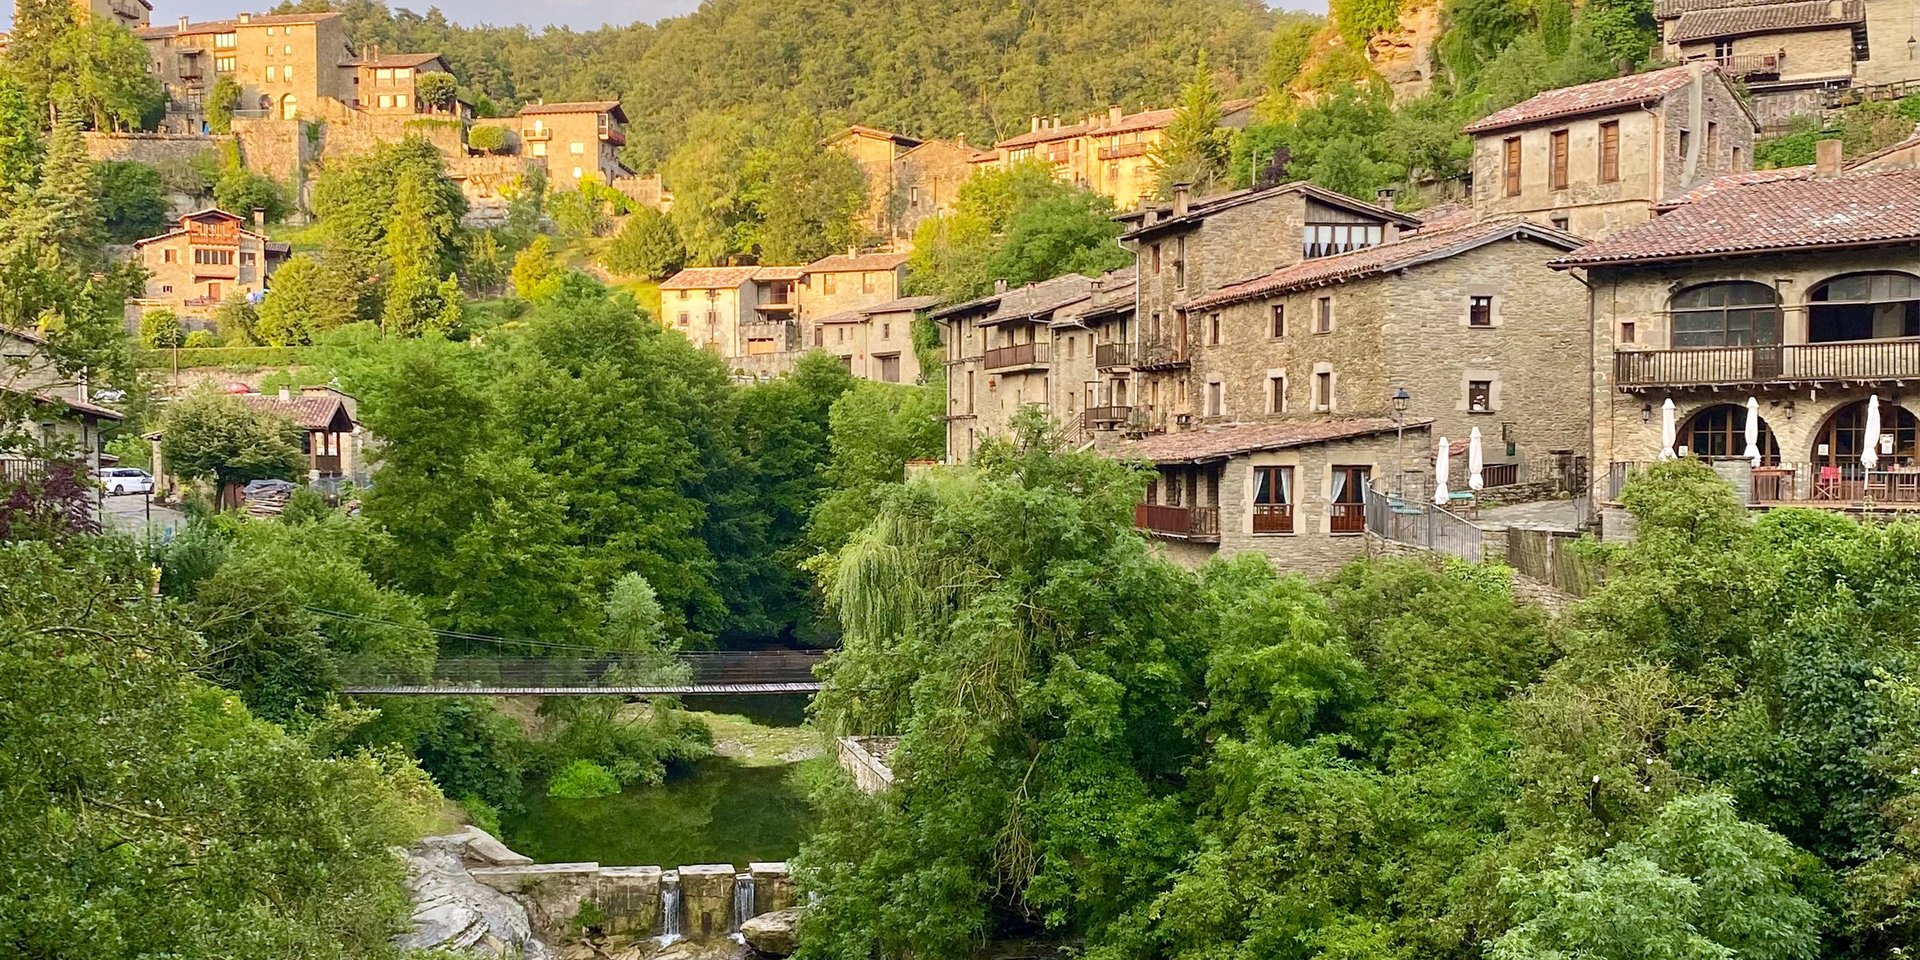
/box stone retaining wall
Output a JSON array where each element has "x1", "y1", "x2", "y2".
[{"x1": 82, "y1": 132, "x2": 223, "y2": 168}]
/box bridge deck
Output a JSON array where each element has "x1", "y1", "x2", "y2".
[{"x1": 342, "y1": 682, "x2": 821, "y2": 696}]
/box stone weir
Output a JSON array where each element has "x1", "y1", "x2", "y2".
[{"x1": 402, "y1": 826, "x2": 798, "y2": 958}]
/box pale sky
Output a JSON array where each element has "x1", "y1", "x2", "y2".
[{"x1": 7, "y1": 0, "x2": 1324, "y2": 33}]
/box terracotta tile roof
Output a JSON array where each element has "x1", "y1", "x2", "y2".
[
  {"x1": 1463, "y1": 65, "x2": 1701, "y2": 134},
  {"x1": 829, "y1": 125, "x2": 922, "y2": 147},
  {"x1": 1553, "y1": 168, "x2": 1920, "y2": 266},
  {"x1": 1057, "y1": 267, "x2": 1137, "y2": 324},
  {"x1": 1670, "y1": 0, "x2": 1862, "y2": 40},
  {"x1": 1186, "y1": 216, "x2": 1582, "y2": 310},
  {"x1": 344, "y1": 52, "x2": 446, "y2": 69},
  {"x1": 804, "y1": 251, "x2": 912, "y2": 273},
  {"x1": 1411, "y1": 201, "x2": 1478, "y2": 230},
  {"x1": 240, "y1": 393, "x2": 352, "y2": 432},
  {"x1": 518, "y1": 101, "x2": 625, "y2": 119},
  {"x1": 932, "y1": 274, "x2": 1093, "y2": 322},
  {"x1": 993, "y1": 98, "x2": 1258, "y2": 150},
  {"x1": 750, "y1": 265, "x2": 805, "y2": 282},
  {"x1": 814, "y1": 309, "x2": 868, "y2": 324},
  {"x1": 1655, "y1": 0, "x2": 1783, "y2": 20},
  {"x1": 1120, "y1": 417, "x2": 1428, "y2": 464},
  {"x1": 1120, "y1": 181, "x2": 1418, "y2": 241},
  {"x1": 660, "y1": 266, "x2": 759, "y2": 290},
  {"x1": 4, "y1": 386, "x2": 123, "y2": 422},
  {"x1": 136, "y1": 11, "x2": 339, "y2": 38},
  {"x1": 864, "y1": 295, "x2": 943, "y2": 313},
  {"x1": 1659, "y1": 164, "x2": 1814, "y2": 206}
]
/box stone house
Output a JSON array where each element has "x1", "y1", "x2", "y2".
[
  {"x1": 890, "y1": 138, "x2": 977, "y2": 241},
  {"x1": 659, "y1": 266, "x2": 766, "y2": 356},
  {"x1": 812, "y1": 295, "x2": 938, "y2": 384},
  {"x1": 1118, "y1": 181, "x2": 1419, "y2": 432},
  {"x1": 1463, "y1": 63, "x2": 1757, "y2": 240},
  {"x1": 1554, "y1": 150, "x2": 1920, "y2": 511},
  {"x1": 487, "y1": 101, "x2": 632, "y2": 190},
  {"x1": 75, "y1": 0, "x2": 149, "y2": 29},
  {"x1": 127, "y1": 208, "x2": 290, "y2": 332},
  {"x1": 1050, "y1": 267, "x2": 1137, "y2": 432},
  {"x1": 1177, "y1": 216, "x2": 1591, "y2": 492},
  {"x1": 138, "y1": 11, "x2": 357, "y2": 128},
  {"x1": 2, "y1": 326, "x2": 121, "y2": 471},
  {"x1": 973, "y1": 100, "x2": 1258, "y2": 210},
  {"x1": 825, "y1": 125, "x2": 922, "y2": 239},
  {"x1": 798, "y1": 251, "x2": 912, "y2": 322},
  {"x1": 342, "y1": 50, "x2": 461, "y2": 117},
  {"x1": 1654, "y1": 0, "x2": 1920, "y2": 130},
  {"x1": 934, "y1": 275, "x2": 1096, "y2": 462},
  {"x1": 1121, "y1": 418, "x2": 1433, "y2": 574}
]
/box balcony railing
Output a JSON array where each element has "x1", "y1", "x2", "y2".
[
  {"x1": 1329, "y1": 502, "x2": 1365, "y2": 534},
  {"x1": 1614, "y1": 339, "x2": 1920, "y2": 389},
  {"x1": 1094, "y1": 342, "x2": 1133, "y2": 369},
  {"x1": 1252, "y1": 504, "x2": 1293, "y2": 534},
  {"x1": 984, "y1": 340, "x2": 1050, "y2": 372},
  {"x1": 1086, "y1": 404, "x2": 1132, "y2": 425},
  {"x1": 1135, "y1": 335, "x2": 1188, "y2": 369},
  {"x1": 1134, "y1": 503, "x2": 1220, "y2": 540},
  {"x1": 1711, "y1": 53, "x2": 1782, "y2": 78}
]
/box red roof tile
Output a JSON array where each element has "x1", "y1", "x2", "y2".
[
  {"x1": 751, "y1": 265, "x2": 806, "y2": 282},
  {"x1": 1670, "y1": 0, "x2": 1862, "y2": 41},
  {"x1": 804, "y1": 251, "x2": 911, "y2": 273},
  {"x1": 660, "y1": 266, "x2": 760, "y2": 290},
  {"x1": 239, "y1": 393, "x2": 350, "y2": 432},
  {"x1": 1554, "y1": 167, "x2": 1920, "y2": 266},
  {"x1": 4, "y1": 386, "x2": 122, "y2": 422},
  {"x1": 1120, "y1": 417, "x2": 1428, "y2": 464},
  {"x1": 518, "y1": 101, "x2": 625, "y2": 119},
  {"x1": 1655, "y1": 0, "x2": 1782, "y2": 19},
  {"x1": 993, "y1": 98, "x2": 1258, "y2": 149},
  {"x1": 1658, "y1": 164, "x2": 1815, "y2": 206},
  {"x1": 1186, "y1": 216, "x2": 1581, "y2": 310},
  {"x1": 1462, "y1": 65, "x2": 1701, "y2": 134},
  {"x1": 137, "y1": 11, "x2": 339, "y2": 38},
  {"x1": 344, "y1": 52, "x2": 447, "y2": 69}
]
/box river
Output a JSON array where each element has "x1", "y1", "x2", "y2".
[{"x1": 499, "y1": 693, "x2": 817, "y2": 867}]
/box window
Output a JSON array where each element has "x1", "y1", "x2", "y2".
[
  {"x1": 570, "y1": 141, "x2": 585, "y2": 155},
  {"x1": 1809, "y1": 271, "x2": 1920, "y2": 342},
  {"x1": 1329, "y1": 466, "x2": 1369, "y2": 534},
  {"x1": 677, "y1": 311, "x2": 689, "y2": 326},
  {"x1": 908, "y1": 186, "x2": 919, "y2": 208},
  {"x1": 677, "y1": 290, "x2": 689, "y2": 300},
  {"x1": 823, "y1": 274, "x2": 837, "y2": 295},
  {"x1": 240, "y1": 252, "x2": 255, "y2": 266},
  {"x1": 863, "y1": 272, "x2": 877, "y2": 294},
  {"x1": 1706, "y1": 120, "x2": 1719, "y2": 158},
  {"x1": 1853, "y1": 24, "x2": 1870, "y2": 61},
  {"x1": 1469, "y1": 295, "x2": 1494, "y2": 327},
  {"x1": 1468, "y1": 380, "x2": 1492, "y2": 412},
  {"x1": 1732, "y1": 145, "x2": 1743, "y2": 170},
  {"x1": 283, "y1": 65, "x2": 294, "y2": 81},
  {"x1": 1669, "y1": 281, "x2": 1781, "y2": 347},
  {"x1": 396, "y1": 68, "x2": 414, "y2": 80},
  {"x1": 192, "y1": 248, "x2": 235, "y2": 266},
  {"x1": 1315, "y1": 296, "x2": 1332, "y2": 333},
  {"x1": 1503, "y1": 136, "x2": 1522, "y2": 197},
  {"x1": 397, "y1": 94, "x2": 410, "y2": 109},
  {"x1": 813, "y1": 325, "x2": 823, "y2": 346},
  {"x1": 1252, "y1": 465, "x2": 1294, "y2": 534},
  {"x1": 266, "y1": 65, "x2": 277, "y2": 82},
  {"x1": 1268, "y1": 374, "x2": 1286, "y2": 413},
  {"x1": 215, "y1": 56, "x2": 235, "y2": 72},
  {"x1": 1174, "y1": 237, "x2": 1186, "y2": 290},
  {"x1": 881, "y1": 322, "x2": 891, "y2": 340},
  {"x1": 214, "y1": 32, "x2": 236, "y2": 48},
  {"x1": 1599, "y1": 120, "x2": 1620, "y2": 183},
  {"x1": 1714, "y1": 38, "x2": 1734, "y2": 61},
  {"x1": 1270, "y1": 304, "x2": 1286, "y2": 338},
  {"x1": 378, "y1": 94, "x2": 394, "y2": 109},
  {"x1": 1679, "y1": 128, "x2": 1692, "y2": 157},
  {"x1": 1151, "y1": 243, "x2": 1161, "y2": 274},
  {"x1": 1684, "y1": 403, "x2": 1779, "y2": 462},
  {"x1": 1620, "y1": 321, "x2": 1636, "y2": 344},
  {"x1": 163, "y1": 249, "x2": 176, "y2": 263},
  {"x1": 284, "y1": 44, "x2": 292, "y2": 56},
  {"x1": 1205, "y1": 380, "x2": 1223, "y2": 418},
  {"x1": 1302, "y1": 222, "x2": 1384, "y2": 258},
  {"x1": 267, "y1": 26, "x2": 276, "y2": 35},
  {"x1": 878, "y1": 354, "x2": 901, "y2": 383},
  {"x1": 1206, "y1": 312, "x2": 1221, "y2": 346},
  {"x1": 1550, "y1": 129, "x2": 1569, "y2": 190},
  {"x1": 377, "y1": 68, "x2": 395, "y2": 82},
  {"x1": 1314, "y1": 371, "x2": 1333, "y2": 411},
  {"x1": 1551, "y1": 214, "x2": 1570, "y2": 232}
]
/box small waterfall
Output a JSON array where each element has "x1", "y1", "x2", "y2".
[
  {"x1": 656, "y1": 871, "x2": 684, "y2": 945},
  {"x1": 729, "y1": 872, "x2": 757, "y2": 940}
]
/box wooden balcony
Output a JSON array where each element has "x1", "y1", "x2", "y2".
[
  {"x1": 984, "y1": 340, "x2": 1049, "y2": 372},
  {"x1": 1095, "y1": 341, "x2": 1133, "y2": 369},
  {"x1": 1614, "y1": 339, "x2": 1920, "y2": 390},
  {"x1": 1134, "y1": 503, "x2": 1220, "y2": 541},
  {"x1": 1086, "y1": 404, "x2": 1132, "y2": 425},
  {"x1": 1711, "y1": 53, "x2": 1782, "y2": 79},
  {"x1": 1252, "y1": 504, "x2": 1293, "y2": 534},
  {"x1": 1135, "y1": 336, "x2": 1189, "y2": 370},
  {"x1": 1329, "y1": 502, "x2": 1366, "y2": 534}
]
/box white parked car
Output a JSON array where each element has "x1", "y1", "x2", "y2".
[{"x1": 98, "y1": 467, "x2": 154, "y2": 496}]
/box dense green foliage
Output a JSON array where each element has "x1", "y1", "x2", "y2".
[
  {"x1": 603, "y1": 206, "x2": 686, "y2": 279},
  {"x1": 2, "y1": 0, "x2": 162, "y2": 131},
  {"x1": 907, "y1": 162, "x2": 1132, "y2": 302},
  {"x1": 93, "y1": 160, "x2": 168, "y2": 243},
  {"x1": 159, "y1": 386, "x2": 306, "y2": 492},
  {"x1": 796, "y1": 444, "x2": 1920, "y2": 959},
  {"x1": 660, "y1": 115, "x2": 869, "y2": 265}
]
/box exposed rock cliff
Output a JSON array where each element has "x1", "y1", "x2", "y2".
[{"x1": 399, "y1": 833, "x2": 551, "y2": 960}]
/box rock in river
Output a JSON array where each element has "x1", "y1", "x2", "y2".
[
  {"x1": 398, "y1": 833, "x2": 550, "y2": 959},
  {"x1": 740, "y1": 908, "x2": 801, "y2": 957}
]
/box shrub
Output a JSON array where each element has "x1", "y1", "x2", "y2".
[
  {"x1": 183, "y1": 330, "x2": 221, "y2": 348},
  {"x1": 140, "y1": 309, "x2": 185, "y2": 348},
  {"x1": 467, "y1": 123, "x2": 510, "y2": 154},
  {"x1": 215, "y1": 163, "x2": 289, "y2": 223},
  {"x1": 416, "y1": 72, "x2": 458, "y2": 112},
  {"x1": 603, "y1": 206, "x2": 685, "y2": 279},
  {"x1": 547, "y1": 759, "x2": 621, "y2": 799},
  {"x1": 459, "y1": 795, "x2": 503, "y2": 836},
  {"x1": 206, "y1": 76, "x2": 242, "y2": 134},
  {"x1": 95, "y1": 160, "x2": 169, "y2": 242}
]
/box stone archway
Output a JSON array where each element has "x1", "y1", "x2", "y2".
[{"x1": 1679, "y1": 402, "x2": 1779, "y2": 464}]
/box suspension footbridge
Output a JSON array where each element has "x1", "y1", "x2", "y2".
[{"x1": 339, "y1": 651, "x2": 826, "y2": 696}]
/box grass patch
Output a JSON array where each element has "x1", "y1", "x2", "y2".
[{"x1": 693, "y1": 710, "x2": 823, "y2": 768}]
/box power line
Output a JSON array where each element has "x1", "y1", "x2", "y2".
[{"x1": 301, "y1": 606, "x2": 622, "y2": 653}]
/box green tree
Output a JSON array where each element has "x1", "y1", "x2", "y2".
[
  {"x1": 0, "y1": 542, "x2": 441, "y2": 958},
  {"x1": 416, "y1": 70, "x2": 458, "y2": 113},
  {"x1": 742, "y1": 119, "x2": 869, "y2": 263},
  {"x1": 466, "y1": 123, "x2": 510, "y2": 154},
  {"x1": 511, "y1": 234, "x2": 563, "y2": 301},
  {"x1": 256, "y1": 254, "x2": 357, "y2": 344},
  {"x1": 214, "y1": 160, "x2": 290, "y2": 223},
  {"x1": 92, "y1": 160, "x2": 168, "y2": 242},
  {"x1": 213, "y1": 292, "x2": 261, "y2": 346},
  {"x1": 662, "y1": 109, "x2": 758, "y2": 265},
  {"x1": 159, "y1": 386, "x2": 305, "y2": 493},
  {"x1": 1151, "y1": 56, "x2": 1232, "y2": 196},
  {"x1": 807, "y1": 379, "x2": 944, "y2": 550},
  {"x1": 463, "y1": 229, "x2": 508, "y2": 296},
  {"x1": 139, "y1": 308, "x2": 184, "y2": 348},
  {"x1": 603, "y1": 205, "x2": 685, "y2": 280},
  {"x1": 206, "y1": 75, "x2": 243, "y2": 134},
  {"x1": 908, "y1": 162, "x2": 1127, "y2": 302},
  {"x1": 1263, "y1": 14, "x2": 1327, "y2": 95},
  {"x1": 0, "y1": 75, "x2": 44, "y2": 203}
]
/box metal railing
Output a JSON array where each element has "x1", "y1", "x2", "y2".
[
  {"x1": 1364, "y1": 484, "x2": 1483, "y2": 562},
  {"x1": 1094, "y1": 342, "x2": 1133, "y2": 368},
  {"x1": 1135, "y1": 335, "x2": 1189, "y2": 369},
  {"x1": 1506, "y1": 527, "x2": 1602, "y2": 597},
  {"x1": 984, "y1": 340, "x2": 1050, "y2": 371},
  {"x1": 337, "y1": 650, "x2": 826, "y2": 695},
  {"x1": 1133, "y1": 502, "x2": 1220, "y2": 539},
  {"x1": 1614, "y1": 339, "x2": 1920, "y2": 387}
]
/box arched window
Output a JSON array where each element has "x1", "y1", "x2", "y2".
[
  {"x1": 280, "y1": 94, "x2": 298, "y2": 121},
  {"x1": 1668, "y1": 281, "x2": 1781, "y2": 348},
  {"x1": 1814, "y1": 400, "x2": 1920, "y2": 474},
  {"x1": 1809, "y1": 271, "x2": 1920, "y2": 342},
  {"x1": 257, "y1": 94, "x2": 272, "y2": 112},
  {"x1": 1681, "y1": 404, "x2": 1779, "y2": 463}
]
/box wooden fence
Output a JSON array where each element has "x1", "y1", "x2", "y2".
[{"x1": 1504, "y1": 528, "x2": 1603, "y2": 598}]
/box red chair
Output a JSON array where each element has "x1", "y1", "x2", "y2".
[{"x1": 1814, "y1": 466, "x2": 1842, "y2": 501}]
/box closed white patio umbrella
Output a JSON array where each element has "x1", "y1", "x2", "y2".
[
  {"x1": 1468, "y1": 427, "x2": 1485, "y2": 492},
  {"x1": 1863, "y1": 394, "x2": 1883, "y2": 471},
  {"x1": 1659, "y1": 399, "x2": 1677, "y2": 461},
  {"x1": 1433, "y1": 436, "x2": 1450, "y2": 507},
  {"x1": 1744, "y1": 396, "x2": 1762, "y2": 467}
]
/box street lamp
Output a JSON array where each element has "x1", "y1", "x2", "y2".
[{"x1": 1391, "y1": 387, "x2": 1412, "y2": 495}]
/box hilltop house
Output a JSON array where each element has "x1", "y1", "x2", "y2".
[
  {"x1": 468, "y1": 101, "x2": 633, "y2": 190},
  {"x1": 1463, "y1": 63, "x2": 1758, "y2": 240},
  {"x1": 971, "y1": 99, "x2": 1257, "y2": 210},
  {"x1": 127, "y1": 208, "x2": 290, "y2": 333}
]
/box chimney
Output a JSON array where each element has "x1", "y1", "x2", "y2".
[
  {"x1": 178, "y1": 15, "x2": 188, "y2": 29},
  {"x1": 1815, "y1": 137, "x2": 1843, "y2": 176},
  {"x1": 847, "y1": 243, "x2": 859, "y2": 258},
  {"x1": 1109, "y1": 104, "x2": 1123, "y2": 125},
  {"x1": 237, "y1": 11, "x2": 250, "y2": 23},
  {"x1": 1030, "y1": 115, "x2": 1042, "y2": 133},
  {"x1": 1375, "y1": 187, "x2": 1396, "y2": 208},
  {"x1": 252, "y1": 207, "x2": 265, "y2": 230},
  {"x1": 994, "y1": 278, "x2": 1009, "y2": 294},
  {"x1": 368, "y1": 43, "x2": 380, "y2": 63},
  {"x1": 278, "y1": 386, "x2": 292, "y2": 401},
  {"x1": 1171, "y1": 182, "x2": 1191, "y2": 218}
]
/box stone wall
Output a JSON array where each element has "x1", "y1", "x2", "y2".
[
  {"x1": 232, "y1": 117, "x2": 312, "y2": 186},
  {"x1": 836, "y1": 736, "x2": 898, "y2": 794},
  {"x1": 470, "y1": 859, "x2": 796, "y2": 945},
  {"x1": 82, "y1": 132, "x2": 223, "y2": 168}
]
